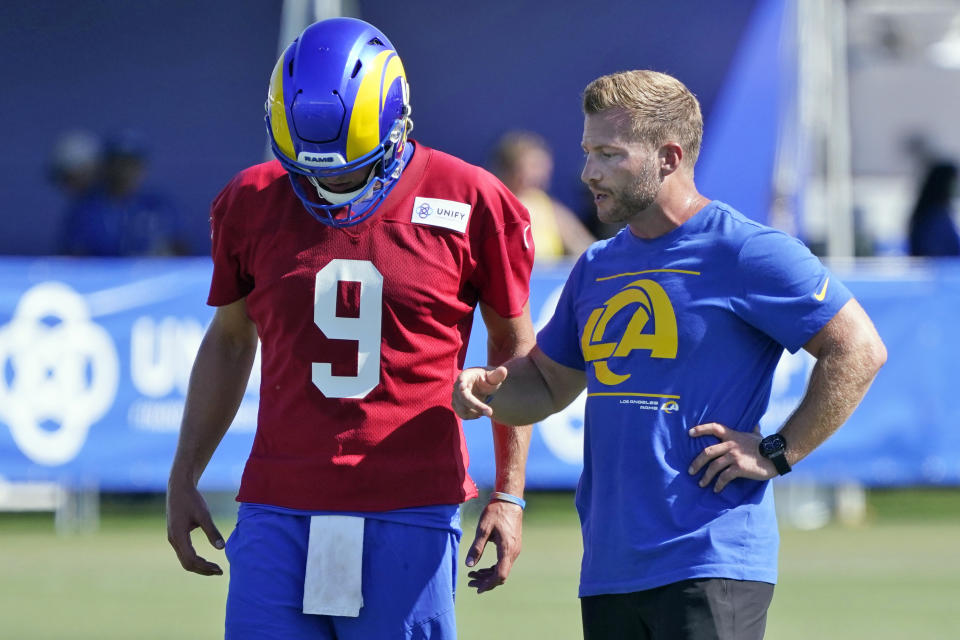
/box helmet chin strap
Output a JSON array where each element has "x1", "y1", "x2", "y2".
[
  {"x1": 308, "y1": 168, "x2": 378, "y2": 205},
  {"x1": 306, "y1": 130, "x2": 412, "y2": 208}
]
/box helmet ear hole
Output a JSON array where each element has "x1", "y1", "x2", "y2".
[{"x1": 351, "y1": 60, "x2": 362, "y2": 79}]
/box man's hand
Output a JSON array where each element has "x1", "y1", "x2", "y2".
[
  {"x1": 687, "y1": 422, "x2": 776, "y2": 492},
  {"x1": 166, "y1": 481, "x2": 226, "y2": 576},
  {"x1": 452, "y1": 366, "x2": 508, "y2": 420},
  {"x1": 464, "y1": 499, "x2": 523, "y2": 594}
]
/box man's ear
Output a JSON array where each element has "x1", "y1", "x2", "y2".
[{"x1": 659, "y1": 142, "x2": 683, "y2": 175}]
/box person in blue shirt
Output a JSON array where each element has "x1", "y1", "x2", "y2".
[
  {"x1": 908, "y1": 161, "x2": 960, "y2": 257},
  {"x1": 453, "y1": 70, "x2": 887, "y2": 640},
  {"x1": 58, "y1": 130, "x2": 191, "y2": 257}
]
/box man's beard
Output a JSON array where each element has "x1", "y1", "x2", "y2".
[{"x1": 599, "y1": 159, "x2": 661, "y2": 225}]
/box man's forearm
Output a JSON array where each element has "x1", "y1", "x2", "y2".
[
  {"x1": 169, "y1": 331, "x2": 257, "y2": 485},
  {"x1": 780, "y1": 332, "x2": 885, "y2": 466},
  {"x1": 481, "y1": 303, "x2": 537, "y2": 488},
  {"x1": 487, "y1": 356, "x2": 562, "y2": 426},
  {"x1": 491, "y1": 421, "x2": 531, "y2": 496}
]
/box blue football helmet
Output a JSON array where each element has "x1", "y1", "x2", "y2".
[{"x1": 266, "y1": 18, "x2": 412, "y2": 227}]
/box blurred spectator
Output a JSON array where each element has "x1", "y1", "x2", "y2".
[
  {"x1": 58, "y1": 130, "x2": 191, "y2": 256},
  {"x1": 491, "y1": 131, "x2": 595, "y2": 261},
  {"x1": 852, "y1": 205, "x2": 876, "y2": 257},
  {"x1": 908, "y1": 161, "x2": 960, "y2": 257},
  {"x1": 48, "y1": 130, "x2": 103, "y2": 199}
]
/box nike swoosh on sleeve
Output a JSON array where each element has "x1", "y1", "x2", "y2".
[{"x1": 813, "y1": 276, "x2": 830, "y2": 301}]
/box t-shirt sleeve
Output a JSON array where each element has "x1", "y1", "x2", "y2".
[
  {"x1": 536, "y1": 257, "x2": 587, "y2": 371},
  {"x1": 207, "y1": 177, "x2": 255, "y2": 306},
  {"x1": 469, "y1": 175, "x2": 534, "y2": 318},
  {"x1": 732, "y1": 230, "x2": 852, "y2": 353}
]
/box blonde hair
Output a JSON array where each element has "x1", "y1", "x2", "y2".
[
  {"x1": 490, "y1": 130, "x2": 551, "y2": 179},
  {"x1": 582, "y1": 70, "x2": 702, "y2": 168}
]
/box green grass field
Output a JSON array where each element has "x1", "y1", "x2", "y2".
[{"x1": 1, "y1": 489, "x2": 958, "y2": 639}]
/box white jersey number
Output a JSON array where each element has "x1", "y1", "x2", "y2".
[{"x1": 312, "y1": 259, "x2": 383, "y2": 399}]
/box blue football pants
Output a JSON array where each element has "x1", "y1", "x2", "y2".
[{"x1": 224, "y1": 507, "x2": 460, "y2": 639}]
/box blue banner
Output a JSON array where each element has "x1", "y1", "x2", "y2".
[{"x1": 1, "y1": 257, "x2": 958, "y2": 490}]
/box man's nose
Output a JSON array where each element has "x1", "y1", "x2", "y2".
[{"x1": 581, "y1": 157, "x2": 600, "y2": 184}]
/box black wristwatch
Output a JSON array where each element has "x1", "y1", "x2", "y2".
[{"x1": 758, "y1": 433, "x2": 791, "y2": 476}]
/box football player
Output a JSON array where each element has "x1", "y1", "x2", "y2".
[{"x1": 166, "y1": 17, "x2": 535, "y2": 639}]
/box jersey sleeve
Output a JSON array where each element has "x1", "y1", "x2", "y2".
[
  {"x1": 469, "y1": 173, "x2": 534, "y2": 318},
  {"x1": 536, "y1": 256, "x2": 587, "y2": 371},
  {"x1": 732, "y1": 230, "x2": 852, "y2": 353},
  {"x1": 207, "y1": 175, "x2": 255, "y2": 306}
]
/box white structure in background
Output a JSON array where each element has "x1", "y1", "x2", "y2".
[
  {"x1": 277, "y1": 0, "x2": 356, "y2": 56},
  {"x1": 778, "y1": 0, "x2": 855, "y2": 257},
  {"x1": 927, "y1": 13, "x2": 960, "y2": 68}
]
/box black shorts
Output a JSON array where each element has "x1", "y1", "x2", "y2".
[{"x1": 580, "y1": 578, "x2": 774, "y2": 640}]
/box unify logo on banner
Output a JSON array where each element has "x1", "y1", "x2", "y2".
[
  {"x1": 0, "y1": 279, "x2": 260, "y2": 468},
  {"x1": 0, "y1": 282, "x2": 119, "y2": 465}
]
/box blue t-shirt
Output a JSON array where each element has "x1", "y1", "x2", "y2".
[
  {"x1": 909, "y1": 207, "x2": 960, "y2": 256},
  {"x1": 537, "y1": 201, "x2": 851, "y2": 597}
]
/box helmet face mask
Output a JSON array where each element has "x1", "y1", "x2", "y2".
[{"x1": 265, "y1": 18, "x2": 412, "y2": 227}]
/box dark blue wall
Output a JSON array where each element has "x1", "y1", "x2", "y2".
[
  {"x1": 1, "y1": 0, "x2": 761, "y2": 255},
  {"x1": 0, "y1": 0, "x2": 281, "y2": 255}
]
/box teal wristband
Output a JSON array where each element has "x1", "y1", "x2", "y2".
[{"x1": 490, "y1": 491, "x2": 526, "y2": 510}]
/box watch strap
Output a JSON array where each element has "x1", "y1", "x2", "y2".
[{"x1": 768, "y1": 450, "x2": 791, "y2": 475}]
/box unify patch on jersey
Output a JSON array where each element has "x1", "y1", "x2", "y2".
[{"x1": 411, "y1": 197, "x2": 471, "y2": 233}]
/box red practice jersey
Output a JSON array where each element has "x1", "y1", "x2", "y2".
[{"x1": 208, "y1": 143, "x2": 533, "y2": 511}]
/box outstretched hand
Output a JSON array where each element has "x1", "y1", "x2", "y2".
[
  {"x1": 166, "y1": 481, "x2": 226, "y2": 576},
  {"x1": 687, "y1": 422, "x2": 776, "y2": 492},
  {"x1": 464, "y1": 499, "x2": 523, "y2": 594},
  {"x1": 452, "y1": 366, "x2": 508, "y2": 420}
]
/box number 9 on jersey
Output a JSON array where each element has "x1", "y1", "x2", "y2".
[{"x1": 313, "y1": 259, "x2": 383, "y2": 399}]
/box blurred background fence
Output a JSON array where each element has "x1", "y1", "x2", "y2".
[{"x1": 1, "y1": 258, "x2": 958, "y2": 493}]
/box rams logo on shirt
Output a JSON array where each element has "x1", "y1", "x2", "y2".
[{"x1": 580, "y1": 278, "x2": 678, "y2": 386}]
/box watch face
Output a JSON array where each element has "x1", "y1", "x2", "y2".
[{"x1": 760, "y1": 434, "x2": 786, "y2": 457}]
